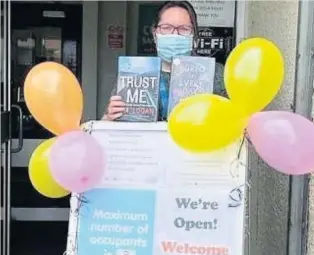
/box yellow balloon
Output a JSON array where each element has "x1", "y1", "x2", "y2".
[
  {"x1": 29, "y1": 138, "x2": 70, "y2": 198},
  {"x1": 224, "y1": 37, "x2": 285, "y2": 116},
  {"x1": 168, "y1": 94, "x2": 248, "y2": 153}
]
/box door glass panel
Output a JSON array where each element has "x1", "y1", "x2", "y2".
[
  {"x1": 12, "y1": 27, "x2": 62, "y2": 103},
  {"x1": 63, "y1": 40, "x2": 77, "y2": 75},
  {"x1": 10, "y1": 2, "x2": 82, "y2": 140},
  {"x1": 12, "y1": 30, "x2": 35, "y2": 103},
  {"x1": 11, "y1": 26, "x2": 62, "y2": 139},
  {"x1": 40, "y1": 28, "x2": 62, "y2": 62}
]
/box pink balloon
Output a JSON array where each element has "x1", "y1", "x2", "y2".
[
  {"x1": 247, "y1": 111, "x2": 314, "y2": 175},
  {"x1": 49, "y1": 130, "x2": 105, "y2": 193}
]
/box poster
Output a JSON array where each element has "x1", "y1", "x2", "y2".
[
  {"x1": 108, "y1": 25, "x2": 124, "y2": 49},
  {"x1": 137, "y1": 3, "x2": 162, "y2": 56},
  {"x1": 67, "y1": 122, "x2": 247, "y2": 255},
  {"x1": 195, "y1": 27, "x2": 234, "y2": 64},
  {"x1": 190, "y1": 0, "x2": 236, "y2": 27}
]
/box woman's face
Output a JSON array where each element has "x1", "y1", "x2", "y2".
[
  {"x1": 153, "y1": 6, "x2": 195, "y2": 64},
  {"x1": 155, "y1": 7, "x2": 194, "y2": 37}
]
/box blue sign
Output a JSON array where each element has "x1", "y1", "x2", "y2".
[{"x1": 77, "y1": 188, "x2": 156, "y2": 255}]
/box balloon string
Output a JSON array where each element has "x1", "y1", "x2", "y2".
[
  {"x1": 228, "y1": 133, "x2": 247, "y2": 207},
  {"x1": 73, "y1": 194, "x2": 89, "y2": 216},
  {"x1": 228, "y1": 185, "x2": 244, "y2": 208},
  {"x1": 81, "y1": 121, "x2": 94, "y2": 134},
  {"x1": 64, "y1": 194, "x2": 90, "y2": 255},
  {"x1": 244, "y1": 128, "x2": 252, "y2": 145},
  {"x1": 237, "y1": 134, "x2": 246, "y2": 160},
  {"x1": 241, "y1": 130, "x2": 252, "y2": 239},
  {"x1": 88, "y1": 121, "x2": 94, "y2": 135}
]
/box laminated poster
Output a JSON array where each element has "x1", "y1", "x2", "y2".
[{"x1": 66, "y1": 121, "x2": 247, "y2": 255}]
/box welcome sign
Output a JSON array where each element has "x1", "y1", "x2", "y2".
[{"x1": 66, "y1": 122, "x2": 247, "y2": 255}]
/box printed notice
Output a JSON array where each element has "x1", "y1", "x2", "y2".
[
  {"x1": 154, "y1": 188, "x2": 238, "y2": 255},
  {"x1": 68, "y1": 122, "x2": 246, "y2": 255},
  {"x1": 92, "y1": 130, "x2": 165, "y2": 184},
  {"x1": 78, "y1": 189, "x2": 156, "y2": 255},
  {"x1": 190, "y1": 0, "x2": 235, "y2": 27}
]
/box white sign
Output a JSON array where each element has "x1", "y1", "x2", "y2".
[
  {"x1": 190, "y1": 0, "x2": 236, "y2": 27},
  {"x1": 67, "y1": 122, "x2": 247, "y2": 255}
]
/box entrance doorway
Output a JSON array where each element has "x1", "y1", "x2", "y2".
[{"x1": 1, "y1": 1, "x2": 82, "y2": 254}]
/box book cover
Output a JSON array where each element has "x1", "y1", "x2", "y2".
[
  {"x1": 168, "y1": 56, "x2": 216, "y2": 116},
  {"x1": 116, "y1": 56, "x2": 161, "y2": 122}
]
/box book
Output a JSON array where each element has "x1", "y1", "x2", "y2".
[
  {"x1": 116, "y1": 56, "x2": 161, "y2": 122},
  {"x1": 167, "y1": 56, "x2": 216, "y2": 116}
]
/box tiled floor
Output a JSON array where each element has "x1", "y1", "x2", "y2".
[{"x1": 10, "y1": 221, "x2": 68, "y2": 255}]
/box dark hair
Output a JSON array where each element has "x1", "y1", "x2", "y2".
[{"x1": 153, "y1": 1, "x2": 198, "y2": 37}]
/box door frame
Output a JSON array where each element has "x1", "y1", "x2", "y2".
[
  {"x1": 289, "y1": 1, "x2": 314, "y2": 255},
  {"x1": 235, "y1": 0, "x2": 248, "y2": 44},
  {"x1": 1, "y1": 1, "x2": 12, "y2": 255}
]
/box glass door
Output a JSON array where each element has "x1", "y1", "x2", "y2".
[
  {"x1": 1, "y1": 2, "x2": 82, "y2": 254},
  {"x1": 11, "y1": 2, "x2": 82, "y2": 139},
  {"x1": 9, "y1": 2, "x2": 82, "y2": 255},
  {"x1": 1, "y1": 1, "x2": 12, "y2": 255}
]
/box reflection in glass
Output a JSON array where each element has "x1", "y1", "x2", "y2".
[
  {"x1": 11, "y1": 27, "x2": 62, "y2": 138},
  {"x1": 12, "y1": 27, "x2": 62, "y2": 103},
  {"x1": 63, "y1": 40, "x2": 77, "y2": 76}
]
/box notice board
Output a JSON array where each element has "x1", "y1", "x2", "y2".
[{"x1": 66, "y1": 121, "x2": 247, "y2": 255}]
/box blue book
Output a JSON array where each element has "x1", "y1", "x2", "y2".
[
  {"x1": 168, "y1": 56, "x2": 216, "y2": 116},
  {"x1": 116, "y1": 56, "x2": 161, "y2": 122}
]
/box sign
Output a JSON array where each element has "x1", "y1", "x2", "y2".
[
  {"x1": 67, "y1": 122, "x2": 247, "y2": 255},
  {"x1": 137, "y1": 3, "x2": 162, "y2": 56},
  {"x1": 190, "y1": 0, "x2": 236, "y2": 27},
  {"x1": 195, "y1": 27, "x2": 234, "y2": 64},
  {"x1": 108, "y1": 25, "x2": 124, "y2": 49}
]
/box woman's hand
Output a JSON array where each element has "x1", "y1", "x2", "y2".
[{"x1": 103, "y1": 95, "x2": 126, "y2": 121}]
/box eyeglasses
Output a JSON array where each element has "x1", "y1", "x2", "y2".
[{"x1": 156, "y1": 24, "x2": 193, "y2": 36}]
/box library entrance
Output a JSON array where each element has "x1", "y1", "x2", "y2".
[{"x1": 1, "y1": 1, "x2": 82, "y2": 254}]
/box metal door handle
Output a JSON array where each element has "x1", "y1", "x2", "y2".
[{"x1": 11, "y1": 104, "x2": 23, "y2": 153}]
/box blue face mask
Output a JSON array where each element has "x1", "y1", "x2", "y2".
[{"x1": 156, "y1": 34, "x2": 193, "y2": 63}]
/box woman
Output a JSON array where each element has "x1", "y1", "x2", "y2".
[{"x1": 103, "y1": 1, "x2": 225, "y2": 121}]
